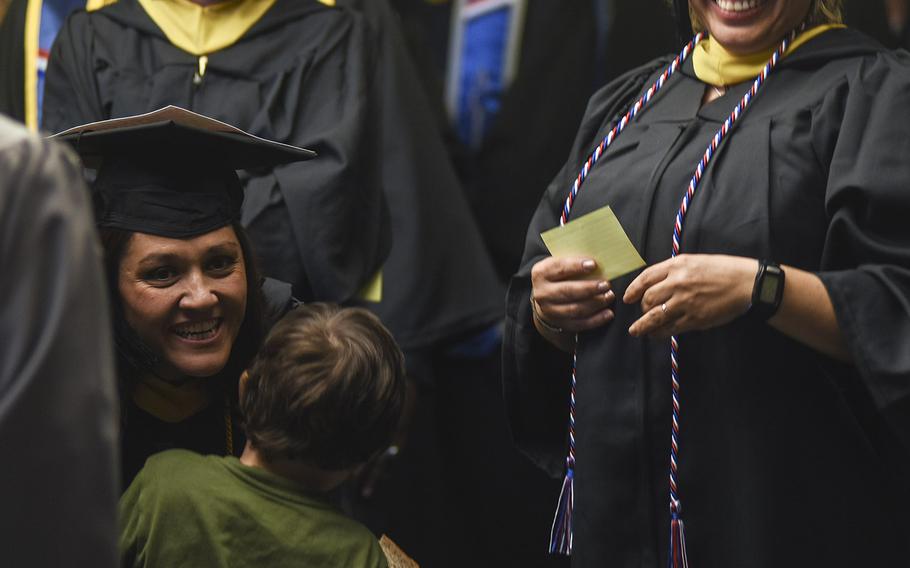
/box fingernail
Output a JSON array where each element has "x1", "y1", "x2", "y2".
[
  {"x1": 604, "y1": 290, "x2": 615, "y2": 302},
  {"x1": 604, "y1": 309, "x2": 614, "y2": 322},
  {"x1": 597, "y1": 281, "x2": 609, "y2": 292},
  {"x1": 628, "y1": 325, "x2": 638, "y2": 336},
  {"x1": 582, "y1": 260, "x2": 596, "y2": 270}
]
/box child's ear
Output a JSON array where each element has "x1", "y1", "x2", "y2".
[{"x1": 238, "y1": 370, "x2": 250, "y2": 399}]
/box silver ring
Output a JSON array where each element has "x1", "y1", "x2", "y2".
[{"x1": 661, "y1": 303, "x2": 668, "y2": 314}]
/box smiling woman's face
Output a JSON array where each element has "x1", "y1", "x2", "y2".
[
  {"x1": 118, "y1": 226, "x2": 248, "y2": 381},
  {"x1": 690, "y1": 0, "x2": 813, "y2": 54}
]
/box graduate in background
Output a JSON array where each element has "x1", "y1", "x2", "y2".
[
  {"x1": 41, "y1": 0, "x2": 389, "y2": 305},
  {"x1": 0, "y1": 114, "x2": 118, "y2": 568},
  {"x1": 39, "y1": 0, "x2": 502, "y2": 386}
]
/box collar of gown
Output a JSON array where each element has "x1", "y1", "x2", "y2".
[
  {"x1": 136, "y1": 0, "x2": 334, "y2": 56},
  {"x1": 692, "y1": 24, "x2": 846, "y2": 87}
]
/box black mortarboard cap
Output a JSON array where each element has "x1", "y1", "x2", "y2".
[{"x1": 52, "y1": 107, "x2": 316, "y2": 238}]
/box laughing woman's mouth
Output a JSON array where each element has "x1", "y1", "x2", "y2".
[
  {"x1": 173, "y1": 318, "x2": 222, "y2": 341},
  {"x1": 713, "y1": 0, "x2": 767, "y2": 13}
]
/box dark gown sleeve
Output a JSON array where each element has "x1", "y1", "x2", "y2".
[
  {"x1": 42, "y1": 11, "x2": 107, "y2": 133},
  {"x1": 502, "y1": 59, "x2": 670, "y2": 477},
  {"x1": 814, "y1": 51, "x2": 910, "y2": 455},
  {"x1": 0, "y1": 117, "x2": 118, "y2": 567},
  {"x1": 334, "y1": 0, "x2": 504, "y2": 350},
  {"x1": 248, "y1": 12, "x2": 390, "y2": 304}
]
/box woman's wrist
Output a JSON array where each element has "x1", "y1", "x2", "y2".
[
  {"x1": 530, "y1": 295, "x2": 574, "y2": 352},
  {"x1": 531, "y1": 296, "x2": 563, "y2": 334}
]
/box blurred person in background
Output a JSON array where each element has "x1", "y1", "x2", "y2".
[
  {"x1": 0, "y1": 114, "x2": 118, "y2": 567},
  {"x1": 389, "y1": 0, "x2": 679, "y2": 282}
]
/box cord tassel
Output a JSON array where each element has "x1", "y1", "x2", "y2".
[
  {"x1": 668, "y1": 505, "x2": 689, "y2": 568},
  {"x1": 549, "y1": 467, "x2": 574, "y2": 554}
]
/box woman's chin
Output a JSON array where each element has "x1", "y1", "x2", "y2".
[
  {"x1": 709, "y1": 27, "x2": 774, "y2": 54},
  {"x1": 160, "y1": 354, "x2": 231, "y2": 381}
]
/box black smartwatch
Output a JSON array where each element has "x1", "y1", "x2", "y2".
[{"x1": 747, "y1": 260, "x2": 785, "y2": 321}]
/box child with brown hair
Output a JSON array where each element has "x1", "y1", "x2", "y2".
[{"x1": 119, "y1": 303, "x2": 407, "y2": 568}]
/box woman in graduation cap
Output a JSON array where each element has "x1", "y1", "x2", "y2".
[
  {"x1": 504, "y1": 0, "x2": 910, "y2": 566},
  {"x1": 57, "y1": 115, "x2": 313, "y2": 487}
]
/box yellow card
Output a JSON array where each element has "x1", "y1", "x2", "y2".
[
  {"x1": 540, "y1": 205, "x2": 645, "y2": 281},
  {"x1": 358, "y1": 269, "x2": 383, "y2": 303}
]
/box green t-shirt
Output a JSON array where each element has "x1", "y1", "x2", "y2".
[{"x1": 120, "y1": 450, "x2": 387, "y2": 568}]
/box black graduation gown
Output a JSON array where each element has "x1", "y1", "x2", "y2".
[
  {"x1": 0, "y1": 115, "x2": 118, "y2": 567},
  {"x1": 43, "y1": 0, "x2": 502, "y2": 351},
  {"x1": 504, "y1": 28, "x2": 910, "y2": 567},
  {"x1": 42, "y1": 0, "x2": 389, "y2": 305},
  {"x1": 335, "y1": 0, "x2": 503, "y2": 351},
  {"x1": 120, "y1": 395, "x2": 239, "y2": 488}
]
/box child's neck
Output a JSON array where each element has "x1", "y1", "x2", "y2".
[{"x1": 239, "y1": 442, "x2": 351, "y2": 493}]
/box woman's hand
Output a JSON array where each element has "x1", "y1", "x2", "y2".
[
  {"x1": 624, "y1": 254, "x2": 755, "y2": 338},
  {"x1": 530, "y1": 257, "x2": 616, "y2": 345}
]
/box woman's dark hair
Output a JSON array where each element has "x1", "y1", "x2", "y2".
[
  {"x1": 99, "y1": 222, "x2": 265, "y2": 402},
  {"x1": 240, "y1": 303, "x2": 407, "y2": 470}
]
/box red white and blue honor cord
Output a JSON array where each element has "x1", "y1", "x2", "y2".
[
  {"x1": 549, "y1": 33, "x2": 704, "y2": 556},
  {"x1": 548, "y1": 28, "x2": 802, "y2": 566}
]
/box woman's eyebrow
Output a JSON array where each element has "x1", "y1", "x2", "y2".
[
  {"x1": 135, "y1": 252, "x2": 181, "y2": 267},
  {"x1": 206, "y1": 242, "x2": 242, "y2": 255}
]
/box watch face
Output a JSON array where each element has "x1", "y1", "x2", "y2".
[{"x1": 759, "y1": 277, "x2": 778, "y2": 304}]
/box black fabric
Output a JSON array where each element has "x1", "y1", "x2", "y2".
[
  {"x1": 43, "y1": 0, "x2": 390, "y2": 304},
  {"x1": 120, "y1": 395, "x2": 243, "y2": 488},
  {"x1": 335, "y1": 0, "x2": 504, "y2": 350},
  {"x1": 504, "y1": 28, "x2": 910, "y2": 567},
  {"x1": 0, "y1": 0, "x2": 26, "y2": 122},
  {"x1": 672, "y1": 0, "x2": 693, "y2": 42},
  {"x1": 843, "y1": 0, "x2": 894, "y2": 48}
]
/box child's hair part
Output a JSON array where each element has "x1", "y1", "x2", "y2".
[{"x1": 240, "y1": 303, "x2": 406, "y2": 470}]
